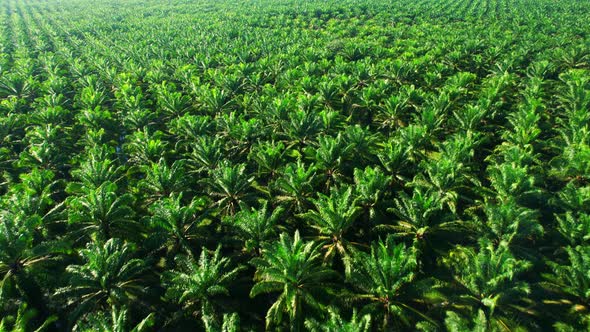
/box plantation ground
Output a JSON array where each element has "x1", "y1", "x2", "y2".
[{"x1": 1, "y1": 0, "x2": 590, "y2": 331}]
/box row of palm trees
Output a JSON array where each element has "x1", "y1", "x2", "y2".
[{"x1": 1, "y1": 0, "x2": 590, "y2": 330}]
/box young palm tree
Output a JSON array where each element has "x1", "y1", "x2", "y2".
[
  {"x1": 347, "y1": 235, "x2": 439, "y2": 330},
  {"x1": 300, "y1": 186, "x2": 361, "y2": 275},
  {"x1": 305, "y1": 308, "x2": 371, "y2": 332},
  {"x1": 55, "y1": 238, "x2": 148, "y2": 324},
  {"x1": 443, "y1": 239, "x2": 532, "y2": 330},
  {"x1": 250, "y1": 230, "x2": 338, "y2": 331},
  {"x1": 163, "y1": 246, "x2": 243, "y2": 325}
]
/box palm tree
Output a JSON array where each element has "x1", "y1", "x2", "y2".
[
  {"x1": 353, "y1": 166, "x2": 391, "y2": 225},
  {"x1": 187, "y1": 136, "x2": 225, "y2": 174},
  {"x1": 202, "y1": 161, "x2": 255, "y2": 216},
  {"x1": 250, "y1": 230, "x2": 338, "y2": 331},
  {"x1": 201, "y1": 312, "x2": 240, "y2": 332},
  {"x1": 556, "y1": 212, "x2": 590, "y2": 246},
  {"x1": 385, "y1": 187, "x2": 460, "y2": 261},
  {"x1": 542, "y1": 246, "x2": 590, "y2": 329},
  {"x1": 73, "y1": 306, "x2": 154, "y2": 332},
  {"x1": 68, "y1": 145, "x2": 124, "y2": 194},
  {"x1": 479, "y1": 199, "x2": 543, "y2": 248},
  {"x1": 248, "y1": 141, "x2": 285, "y2": 181},
  {"x1": 279, "y1": 109, "x2": 323, "y2": 152},
  {"x1": 138, "y1": 158, "x2": 189, "y2": 204},
  {"x1": 300, "y1": 186, "x2": 361, "y2": 275},
  {"x1": 0, "y1": 303, "x2": 57, "y2": 332},
  {"x1": 272, "y1": 160, "x2": 318, "y2": 213},
  {"x1": 347, "y1": 235, "x2": 439, "y2": 330},
  {"x1": 123, "y1": 129, "x2": 168, "y2": 166},
  {"x1": 147, "y1": 194, "x2": 208, "y2": 259},
  {"x1": 163, "y1": 246, "x2": 243, "y2": 325},
  {"x1": 444, "y1": 309, "x2": 512, "y2": 332},
  {"x1": 222, "y1": 200, "x2": 284, "y2": 255},
  {"x1": 0, "y1": 211, "x2": 61, "y2": 326},
  {"x1": 67, "y1": 182, "x2": 139, "y2": 242},
  {"x1": 443, "y1": 239, "x2": 532, "y2": 330},
  {"x1": 306, "y1": 134, "x2": 351, "y2": 188},
  {"x1": 55, "y1": 238, "x2": 148, "y2": 324},
  {"x1": 305, "y1": 308, "x2": 371, "y2": 332}
]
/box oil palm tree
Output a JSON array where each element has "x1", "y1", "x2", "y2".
[
  {"x1": 353, "y1": 166, "x2": 391, "y2": 225},
  {"x1": 0, "y1": 303, "x2": 57, "y2": 332},
  {"x1": 272, "y1": 160, "x2": 318, "y2": 213},
  {"x1": 0, "y1": 211, "x2": 62, "y2": 325},
  {"x1": 147, "y1": 194, "x2": 208, "y2": 259},
  {"x1": 203, "y1": 161, "x2": 255, "y2": 216},
  {"x1": 305, "y1": 308, "x2": 371, "y2": 332},
  {"x1": 542, "y1": 245, "x2": 590, "y2": 329},
  {"x1": 163, "y1": 246, "x2": 243, "y2": 325},
  {"x1": 300, "y1": 186, "x2": 361, "y2": 275},
  {"x1": 73, "y1": 306, "x2": 154, "y2": 332},
  {"x1": 138, "y1": 158, "x2": 189, "y2": 204},
  {"x1": 68, "y1": 145, "x2": 124, "y2": 194},
  {"x1": 222, "y1": 200, "x2": 284, "y2": 255},
  {"x1": 386, "y1": 187, "x2": 461, "y2": 262},
  {"x1": 347, "y1": 235, "x2": 439, "y2": 330},
  {"x1": 250, "y1": 230, "x2": 338, "y2": 331},
  {"x1": 67, "y1": 182, "x2": 139, "y2": 242},
  {"x1": 444, "y1": 309, "x2": 516, "y2": 332},
  {"x1": 443, "y1": 239, "x2": 533, "y2": 331},
  {"x1": 54, "y1": 238, "x2": 148, "y2": 324}
]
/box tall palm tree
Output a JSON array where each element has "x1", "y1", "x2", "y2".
[
  {"x1": 250, "y1": 231, "x2": 338, "y2": 331},
  {"x1": 300, "y1": 186, "x2": 361, "y2": 275},
  {"x1": 347, "y1": 235, "x2": 439, "y2": 330},
  {"x1": 163, "y1": 246, "x2": 243, "y2": 325}
]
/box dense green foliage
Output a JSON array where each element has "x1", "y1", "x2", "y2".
[{"x1": 1, "y1": 0, "x2": 590, "y2": 330}]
